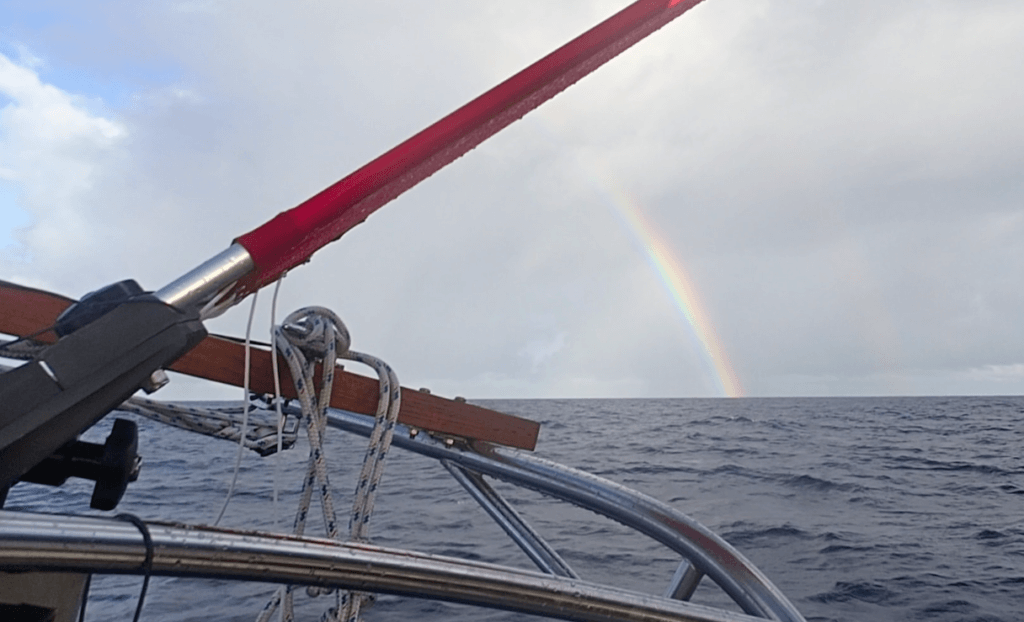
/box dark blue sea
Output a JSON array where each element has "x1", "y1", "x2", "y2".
[{"x1": 7, "y1": 396, "x2": 1024, "y2": 621}]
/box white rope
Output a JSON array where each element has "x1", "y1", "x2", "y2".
[
  {"x1": 117, "y1": 397, "x2": 297, "y2": 455},
  {"x1": 214, "y1": 291, "x2": 259, "y2": 525},
  {"x1": 255, "y1": 306, "x2": 401, "y2": 622},
  {"x1": 0, "y1": 324, "x2": 299, "y2": 457},
  {"x1": 267, "y1": 280, "x2": 288, "y2": 622},
  {"x1": 2, "y1": 301, "x2": 401, "y2": 622},
  {"x1": 271, "y1": 279, "x2": 285, "y2": 530}
]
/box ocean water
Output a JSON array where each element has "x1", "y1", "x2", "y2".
[{"x1": 6, "y1": 396, "x2": 1024, "y2": 621}]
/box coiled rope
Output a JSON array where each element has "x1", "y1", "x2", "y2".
[
  {"x1": 255, "y1": 307, "x2": 401, "y2": 622},
  {"x1": 2, "y1": 303, "x2": 402, "y2": 622}
]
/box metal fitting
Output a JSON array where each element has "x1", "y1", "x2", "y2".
[{"x1": 141, "y1": 369, "x2": 170, "y2": 394}]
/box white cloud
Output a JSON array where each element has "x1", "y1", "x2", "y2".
[
  {"x1": 0, "y1": 51, "x2": 126, "y2": 272},
  {"x1": 4, "y1": 1, "x2": 1024, "y2": 397}
]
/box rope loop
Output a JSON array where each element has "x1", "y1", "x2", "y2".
[
  {"x1": 280, "y1": 306, "x2": 351, "y2": 360},
  {"x1": 257, "y1": 305, "x2": 401, "y2": 622}
]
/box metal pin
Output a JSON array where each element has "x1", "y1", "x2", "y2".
[{"x1": 38, "y1": 360, "x2": 62, "y2": 388}]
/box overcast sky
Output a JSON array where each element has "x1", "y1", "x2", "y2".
[{"x1": 2, "y1": 0, "x2": 1023, "y2": 399}]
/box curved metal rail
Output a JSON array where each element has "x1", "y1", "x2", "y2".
[
  {"x1": 0, "y1": 404, "x2": 806, "y2": 622},
  {"x1": 322, "y1": 408, "x2": 805, "y2": 622},
  {"x1": 0, "y1": 511, "x2": 767, "y2": 622},
  {"x1": 443, "y1": 459, "x2": 580, "y2": 579}
]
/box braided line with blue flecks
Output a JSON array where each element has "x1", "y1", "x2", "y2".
[
  {"x1": 255, "y1": 306, "x2": 401, "y2": 622},
  {"x1": 117, "y1": 397, "x2": 297, "y2": 455},
  {"x1": 0, "y1": 342, "x2": 298, "y2": 455},
  {"x1": 335, "y1": 348, "x2": 401, "y2": 622},
  {"x1": 277, "y1": 308, "x2": 343, "y2": 622}
]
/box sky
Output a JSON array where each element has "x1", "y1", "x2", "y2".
[{"x1": 1, "y1": 0, "x2": 1023, "y2": 399}]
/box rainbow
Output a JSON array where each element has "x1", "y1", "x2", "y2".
[
  {"x1": 528, "y1": 118, "x2": 742, "y2": 396},
  {"x1": 596, "y1": 181, "x2": 744, "y2": 398}
]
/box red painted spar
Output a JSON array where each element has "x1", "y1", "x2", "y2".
[{"x1": 233, "y1": 0, "x2": 707, "y2": 294}]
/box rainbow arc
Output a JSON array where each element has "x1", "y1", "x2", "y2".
[{"x1": 597, "y1": 179, "x2": 743, "y2": 397}]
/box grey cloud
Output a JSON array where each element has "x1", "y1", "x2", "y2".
[{"x1": 4, "y1": 1, "x2": 1024, "y2": 397}]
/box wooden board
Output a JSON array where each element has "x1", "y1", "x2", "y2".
[{"x1": 0, "y1": 280, "x2": 539, "y2": 450}]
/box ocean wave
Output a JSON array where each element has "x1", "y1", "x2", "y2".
[
  {"x1": 809, "y1": 581, "x2": 900, "y2": 605},
  {"x1": 720, "y1": 522, "x2": 814, "y2": 545},
  {"x1": 780, "y1": 473, "x2": 864, "y2": 493}
]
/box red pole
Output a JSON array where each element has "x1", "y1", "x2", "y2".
[{"x1": 234, "y1": 0, "x2": 706, "y2": 293}]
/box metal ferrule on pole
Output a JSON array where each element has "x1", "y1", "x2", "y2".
[{"x1": 154, "y1": 244, "x2": 255, "y2": 313}]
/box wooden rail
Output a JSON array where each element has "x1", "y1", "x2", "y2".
[{"x1": 0, "y1": 280, "x2": 539, "y2": 450}]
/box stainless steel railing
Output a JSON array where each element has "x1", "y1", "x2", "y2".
[{"x1": 0, "y1": 405, "x2": 806, "y2": 622}]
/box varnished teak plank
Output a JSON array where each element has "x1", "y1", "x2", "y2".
[
  {"x1": 175, "y1": 336, "x2": 538, "y2": 450},
  {"x1": 0, "y1": 280, "x2": 539, "y2": 450}
]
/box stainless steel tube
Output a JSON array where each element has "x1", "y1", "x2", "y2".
[
  {"x1": 665, "y1": 560, "x2": 705, "y2": 601},
  {"x1": 443, "y1": 460, "x2": 579, "y2": 579},
  {"x1": 154, "y1": 244, "x2": 255, "y2": 312},
  {"x1": 0, "y1": 511, "x2": 770, "y2": 622},
  {"x1": 323, "y1": 408, "x2": 806, "y2": 622}
]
